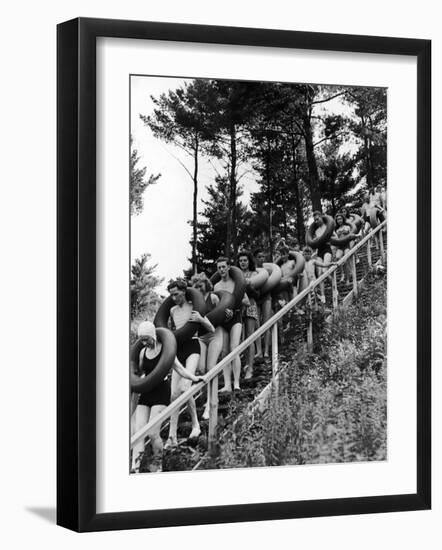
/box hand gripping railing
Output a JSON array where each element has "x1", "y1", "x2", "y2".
[{"x1": 131, "y1": 221, "x2": 386, "y2": 456}]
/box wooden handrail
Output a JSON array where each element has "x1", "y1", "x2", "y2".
[{"x1": 131, "y1": 221, "x2": 386, "y2": 448}]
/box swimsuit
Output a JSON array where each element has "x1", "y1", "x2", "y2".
[
  {"x1": 222, "y1": 308, "x2": 242, "y2": 332},
  {"x1": 134, "y1": 347, "x2": 171, "y2": 407},
  {"x1": 316, "y1": 243, "x2": 332, "y2": 259}
]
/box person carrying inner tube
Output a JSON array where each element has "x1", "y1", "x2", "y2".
[
  {"x1": 130, "y1": 321, "x2": 204, "y2": 472},
  {"x1": 214, "y1": 256, "x2": 249, "y2": 393},
  {"x1": 300, "y1": 246, "x2": 337, "y2": 306},
  {"x1": 333, "y1": 213, "x2": 354, "y2": 285},
  {"x1": 253, "y1": 249, "x2": 272, "y2": 360},
  {"x1": 237, "y1": 250, "x2": 259, "y2": 381},
  {"x1": 191, "y1": 273, "x2": 224, "y2": 420},
  {"x1": 311, "y1": 211, "x2": 333, "y2": 303},
  {"x1": 274, "y1": 245, "x2": 297, "y2": 307},
  {"x1": 166, "y1": 278, "x2": 213, "y2": 448}
]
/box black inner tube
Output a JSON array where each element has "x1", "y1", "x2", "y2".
[
  {"x1": 205, "y1": 290, "x2": 236, "y2": 327},
  {"x1": 154, "y1": 287, "x2": 206, "y2": 345},
  {"x1": 306, "y1": 215, "x2": 335, "y2": 249},
  {"x1": 210, "y1": 266, "x2": 246, "y2": 309},
  {"x1": 130, "y1": 327, "x2": 177, "y2": 394}
]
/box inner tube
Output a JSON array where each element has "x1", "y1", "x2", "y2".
[
  {"x1": 130, "y1": 327, "x2": 177, "y2": 394},
  {"x1": 247, "y1": 267, "x2": 269, "y2": 290},
  {"x1": 288, "y1": 251, "x2": 306, "y2": 278},
  {"x1": 154, "y1": 287, "x2": 206, "y2": 345},
  {"x1": 368, "y1": 207, "x2": 380, "y2": 228},
  {"x1": 210, "y1": 266, "x2": 246, "y2": 309},
  {"x1": 305, "y1": 215, "x2": 335, "y2": 248},
  {"x1": 272, "y1": 252, "x2": 305, "y2": 296},
  {"x1": 330, "y1": 233, "x2": 355, "y2": 247},
  {"x1": 206, "y1": 290, "x2": 236, "y2": 327},
  {"x1": 260, "y1": 263, "x2": 282, "y2": 295},
  {"x1": 348, "y1": 214, "x2": 363, "y2": 232}
]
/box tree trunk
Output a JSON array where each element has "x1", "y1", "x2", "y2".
[
  {"x1": 266, "y1": 143, "x2": 273, "y2": 259},
  {"x1": 192, "y1": 137, "x2": 199, "y2": 274},
  {"x1": 225, "y1": 123, "x2": 237, "y2": 258},
  {"x1": 303, "y1": 115, "x2": 322, "y2": 212},
  {"x1": 290, "y1": 133, "x2": 305, "y2": 245}
]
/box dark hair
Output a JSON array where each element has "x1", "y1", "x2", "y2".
[
  {"x1": 167, "y1": 278, "x2": 187, "y2": 292},
  {"x1": 279, "y1": 246, "x2": 290, "y2": 256},
  {"x1": 303, "y1": 245, "x2": 313, "y2": 254},
  {"x1": 340, "y1": 206, "x2": 349, "y2": 217},
  {"x1": 253, "y1": 248, "x2": 264, "y2": 257},
  {"x1": 335, "y1": 213, "x2": 345, "y2": 225},
  {"x1": 191, "y1": 272, "x2": 213, "y2": 292},
  {"x1": 216, "y1": 256, "x2": 230, "y2": 265},
  {"x1": 237, "y1": 250, "x2": 256, "y2": 272},
  {"x1": 313, "y1": 210, "x2": 322, "y2": 217}
]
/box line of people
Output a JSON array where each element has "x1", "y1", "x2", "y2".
[{"x1": 130, "y1": 194, "x2": 386, "y2": 472}]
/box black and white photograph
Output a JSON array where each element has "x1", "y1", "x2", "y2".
[{"x1": 129, "y1": 76, "x2": 388, "y2": 474}]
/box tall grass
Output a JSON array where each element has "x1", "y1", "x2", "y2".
[{"x1": 213, "y1": 275, "x2": 387, "y2": 469}]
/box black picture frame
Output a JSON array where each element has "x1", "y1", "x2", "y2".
[{"x1": 57, "y1": 17, "x2": 431, "y2": 532}]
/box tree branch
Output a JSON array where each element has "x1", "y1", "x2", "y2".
[
  {"x1": 311, "y1": 91, "x2": 346, "y2": 105},
  {"x1": 313, "y1": 131, "x2": 346, "y2": 148},
  {"x1": 160, "y1": 144, "x2": 194, "y2": 180}
]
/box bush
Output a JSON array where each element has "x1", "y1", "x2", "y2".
[{"x1": 213, "y1": 277, "x2": 387, "y2": 468}]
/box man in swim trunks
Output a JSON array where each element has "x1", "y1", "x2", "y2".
[
  {"x1": 300, "y1": 246, "x2": 337, "y2": 305},
  {"x1": 253, "y1": 248, "x2": 272, "y2": 359},
  {"x1": 166, "y1": 278, "x2": 214, "y2": 447},
  {"x1": 312, "y1": 211, "x2": 333, "y2": 301},
  {"x1": 213, "y1": 257, "x2": 247, "y2": 392},
  {"x1": 275, "y1": 246, "x2": 297, "y2": 305}
]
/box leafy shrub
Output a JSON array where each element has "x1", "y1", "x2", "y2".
[{"x1": 213, "y1": 277, "x2": 387, "y2": 468}]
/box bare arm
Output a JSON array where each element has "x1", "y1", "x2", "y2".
[
  {"x1": 313, "y1": 258, "x2": 337, "y2": 268},
  {"x1": 172, "y1": 358, "x2": 204, "y2": 383},
  {"x1": 189, "y1": 310, "x2": 215, "y2": 333}
]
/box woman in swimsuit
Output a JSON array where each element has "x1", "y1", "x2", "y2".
[
  {"x1": 213, "y1": 256, "x2": 248, "y2": 392},
  {"x1": 191, "y1": 273, "x2": 224, "y2": 419},
  {"x1": 237, "y1": 250, "x2": 259, "y2": 380},
  {"x1": 130, "y1": 321, "x2": 203, "y2": 471}
]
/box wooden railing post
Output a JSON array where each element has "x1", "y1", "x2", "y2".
[
  {"x1": 379, "y1": 227, "x2": 385, "y2": 261},
  {"x1": 271, "y1": 323, "x2": 279, "y2": 377},
  {"x1": 366, "y1": 239, "x2": 372, "y2": 268},
  {"x1": 332, "y1": 270, "x2": 338, "y2": 309},
  {"x1": 207, "y1": 375, "x2": 219, "y2": 457},
  {"x1": 352, "y1": 255, "x2": 358, "y2": 297},
  {"x1": 307, "y1": 291, "x2": 313, "y2": 352},
  {"x1": 271, "y1": 323, "x2": 279, "y2": 397}
]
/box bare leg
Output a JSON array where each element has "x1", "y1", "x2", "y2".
[
  {"x1": 344, "y1": 248, "x2": 351, "y2": 283},
  {"x1": 167, "y1": 369, "x2": 181, "y2": 446},
  {"x1": 261, "y1": 296, "x2": 272, "y2": 357},
  {"x1": 244, "y1": 316, "x2": 256, "y2": 379},
  {"x1": 146, "y1": 404, "x2": 166, "y2": 472},
  {"x1": 318, "y1": 252, "x2": 332, "y2": 301},
  {"x1": 335, "y1": 248, "x2": 344, "y2": 281},
  {"x1": 198, "y1": 340, "x2": 208, "y2": 375},
  {"x1": 219, "y1": 328, "x2": 232, "y2": 392},
  {"x1": 229, "y1": 323, "x2": 243, "y2": 390},
  {"x1": 131, "y1": 404, "x2": 150, "y2": 471},
  {"x1": 255, "y1": 311, "x2": 263, "y2": 357},
  {"x1": 203, "y1": 328, "x2": 223, "y2": 419},
  {"x1": 182, "y1": 353, "x2": 201, "y2": 439}
]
